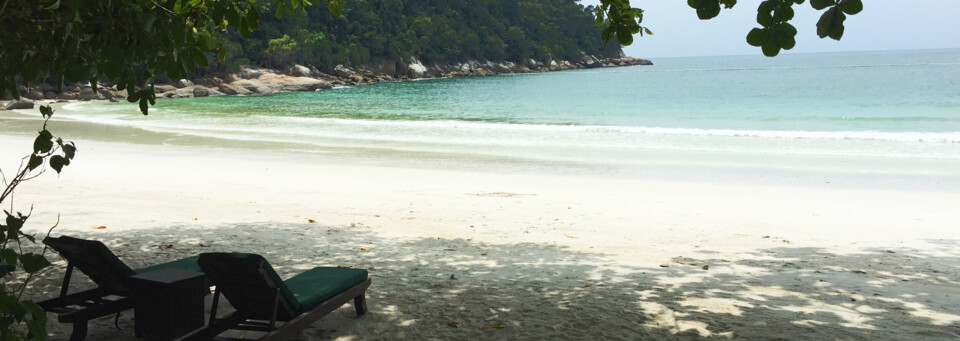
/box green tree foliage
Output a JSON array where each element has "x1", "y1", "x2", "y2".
[
  {"x1": 0, "y1": 0, "x2": 342, "y2": 115},
  {"x1": 265, "y1": 34, "x2": 299, "y2": 67},
  {"x1": 219, "y1": 0, "x2": 625, "y2": 71},
  {"x1": 596, "y1": 0, "x2": 862, "y2": 56}
]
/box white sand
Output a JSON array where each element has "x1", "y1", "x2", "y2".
[{"x1": 3, "y1": 111, "x2": 960, "y2": 340}]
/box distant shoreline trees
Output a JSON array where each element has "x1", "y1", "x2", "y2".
[{"x1": 218, "y1": 0, "x2": 625, "y2": 72}]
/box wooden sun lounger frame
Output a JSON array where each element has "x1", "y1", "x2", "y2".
[
  {"x1": 35, "y1": 256, "x2": 134, "y2": 341},
  {"x1": 35, "y1": 236, "x2": 207, "y2": 341},
  {"x1": 196, "y1": 256, "x2": 370, "y2": 341}
]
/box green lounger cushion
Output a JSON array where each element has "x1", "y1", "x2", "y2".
[
  {"x1": 284, "y1": 267, "x2": 369, "y2": 313},
  {"x1": 136, "y1": 255, "x2": 203, "y2": 274}
]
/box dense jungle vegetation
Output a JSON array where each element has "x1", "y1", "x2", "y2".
[{"x1": 218, "y1": 0, "x2": 625, "y2": 71}]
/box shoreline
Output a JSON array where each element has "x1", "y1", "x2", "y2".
[
  {"x1": 4, "y1": 105, "x2": 960, "y2": 194},
  {"x1": 1, "y1": 55, "x2": 652, "y2": 107}
]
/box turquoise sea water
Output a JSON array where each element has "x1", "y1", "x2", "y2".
[{"x1": 61, "y1": 49, "x2": 960, "y2": 164}]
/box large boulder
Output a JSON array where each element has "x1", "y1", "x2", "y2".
[
  {"x1": 365, "y1": 59, "x2": 397, "y2": 77},
  {"x1": 98, "y1": 88, "x2": 119, "y2": 100},
  {"x1": 22, "y1": 88, "x2": 44, "y2": 100},
  {"x1": 308, "y1": 65, "x2": 323, "y2": 77},
  {"x1": 333, "y1": 64, "x2": 355, "y2": 78},
  {"x1": 240, "y1": 66, "x2": 263, "y2": 79},
  {"x1": 4, "y1": 99, "x2": 34, "y2": 110},
  {"x1": 579, "y1": 51, "x2": 602, "y2": 69},
  {"x1": 154, "y1": 85, "x2": 177, "y2": 93},
  {"x1": 288, "y1": 64, "x2": 312, "y2": 77},
  {"x1": 193, "y1": 87, "x2": 210, "y2": 97},
  {"x1": 407, "y1": 57, "x2": 428, "y2": 78},
  {"x1": 175, "y1": 79, "x2": 194, "y2": 88},
  {"x1": 78, "y1": 88, "x2": 101, "y2": 100}
]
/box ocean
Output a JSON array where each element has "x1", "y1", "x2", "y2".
[{"x1": 59, "y1": 49, "x2": 960, "y2": 188}]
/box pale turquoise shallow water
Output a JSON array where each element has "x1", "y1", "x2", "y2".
[{"x1": 61, "y1": 49, "x2": 960, "y2": 163}]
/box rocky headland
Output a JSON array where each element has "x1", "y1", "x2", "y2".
[{"x1": 2, "y1": 52, "x2": 651, "y2": 110}]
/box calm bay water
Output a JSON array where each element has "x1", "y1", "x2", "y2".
[{"x1": 62, "y1": 49, "x2": 960, "y2": 164}]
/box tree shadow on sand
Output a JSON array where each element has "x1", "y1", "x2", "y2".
[{"x1": 22, "y1": 223, "x2": 960, "y2": 340}]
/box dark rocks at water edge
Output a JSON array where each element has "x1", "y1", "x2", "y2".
[
  {"x1": 4, "y1": 99, "x2": 34, "y2": 110},
  {"x1": 1, "y1": 52, "x2": 652, "y2": 106}
]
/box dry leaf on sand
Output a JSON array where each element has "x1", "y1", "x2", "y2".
[
  {"x1": 485, "y1": 324, "x2": 506, "y2": 329},
  {"x1": 92, "y1": 226, "x2": 107, "y2": 229}
]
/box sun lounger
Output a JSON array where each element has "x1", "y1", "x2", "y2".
[
  {"x1": 36, "y1": 236, "x2": 203, "y2": 341},
  {"x1": 196, "y1": 253, "x2": 370, "y2": 341}
]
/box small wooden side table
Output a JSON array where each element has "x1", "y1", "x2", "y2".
[{"x1": 130, "y1": 268, "x2": 207, "y2": 341}]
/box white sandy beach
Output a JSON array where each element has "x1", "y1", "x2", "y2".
[{"x1": 3, "y1": 109, "x2": 960, "y2": 340}]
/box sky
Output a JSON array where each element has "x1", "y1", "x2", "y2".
[{"x1": 580, "y1": 1, "x2": 960, "y2": 58}]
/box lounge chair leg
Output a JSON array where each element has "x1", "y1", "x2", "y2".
[
  {"x1": 354, "y1": 294, "x2": 367, "y2": 315},
  {"x1": 69, "y1": 321, "x2": 88, "y2": 341},
  {"x1": 59, "y1": 263, "x2": 74, "y2": 297}
]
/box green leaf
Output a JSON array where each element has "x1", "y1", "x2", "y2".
[
  {"x1": 33, "y1": 130, "x2": 54, "y2": 154},
  {"x1": 601, "y1": 25, "x2": 614, "y2": 43},
  {"x1": 127, "y1": 90, "x2": 141, "y2": 103},
  {"x1": 816, "y1": 7, "x2": 846, "y2": 40},
  {"x1": 1, "y1": 248, "x2": 18, "y2": 265},
  {"x1": 746, "y1": 28, "x2": 766, "y2": 46},
  {"x1": 27, "y1": 155, "x2": 42, "y2": 171},
  {"x1": 780, "y1": 35, "x2": 796, "y2": 50},
  {"x1": 616, "y1": 26, "x2": 633, "y2": 45},
  {"x1": 39, "y1": 105, "x2": 53, "y2": 119},
  {"x1": 772, "y1": 5, "x2": 795, "y2": 22},
  {"x1": 275, "y1": 3, "x2": 285, "y2": 19},
  {"x1": 139, "y1": 96, "x2": 149, "y2": 115},
  {"x1": 810, "y1": 0, "x2": 835, "y2": 10},
  {"x1": 63, "y1": 143, "x2": 77, "y2": 160},
  {"x1": 762, "y1": 34, "x2": 781, "y2": 56},
  {"x1": 5, "y1": 214, "x2": 23, "y2": 232},
  {"x1": 19, "y1": 253, "x2": 51, "y2": 274},
  {"x1": 694, "y1": 0, "x2": 722, "y2": 19},
  {"x1": 246, "y1": 6, "x2": 260, "y2": 26},
  {"x1": 757, "y1": 9, "x2": 773, "y2": 27},
  {"x1": 22, "y1": 301, "x2": 48, "y2": 341},
  {"x1": 193, "y1": 49, "x2": 208, "y2": 67},
  {"x1": 326, "y1": 0, "x2": 344, "y2": 16},
  {"x1": 839, "y1": 0, "x2": 862, "y2": 14},
  {"x1": 239, "y1": 17, "x2": 250, "y2": 37},
  {"x1": 49, "y1": 155, "x2": 65, "y2": 174},
  {"x1": 775, "y1": 23, "x2": 798, "y2": 38}
]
